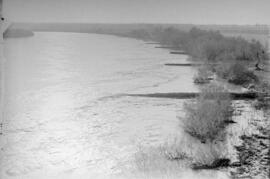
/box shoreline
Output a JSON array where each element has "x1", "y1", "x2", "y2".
[{"x1": 137, "y1": 33, "x2": 270, "y2": 177}]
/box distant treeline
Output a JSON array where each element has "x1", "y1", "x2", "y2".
[
  {"x1": 129, "y1": 27, "x2": 269, "y2": 85},
  {"x1": 11, "y1": 22, "x2": 269, "y2": 46},
  {"x1": 12, "y1": 22, "x2": 269, "y2": 37},
  {"x1": 10, "y1": 22, "x2": 269, "y2": 63},
  {"x1": 3, "y1": 28, "x2": 34, "y2": 38},
  {"x1": 10, "y1": 23, "x2": 270, "y2": 61},
  {"x1": 133, "y1": 27, "x2": 269, "y2": 62},
  {"x1": 12, "y1": 22, "x2": 269, "y2": 33}
]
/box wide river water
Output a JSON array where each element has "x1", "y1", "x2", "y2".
[{"x1": 1, "y1": 32, "x2": 230, "y2": 179}]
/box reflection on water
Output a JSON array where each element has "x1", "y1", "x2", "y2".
[{"x1": 1, "y1": 32, "x2": 199, "y2": 178}]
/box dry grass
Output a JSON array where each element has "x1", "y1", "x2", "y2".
[
  {"x1": 129, "y1": 135, "x2": 229, "y2": 179},
  {"x1": 132, "y1": 137, "x2": 190, "y2": 173},
  {"x1": 132, "y1": 144, "x2": 185, "y2": 178},
  {"x1": 189, "y1": 142, "x2": 228, "y2": 167}
]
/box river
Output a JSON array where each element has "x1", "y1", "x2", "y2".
[{"x1": 0, "y1": 32, "x2": 232, "y2": 179}]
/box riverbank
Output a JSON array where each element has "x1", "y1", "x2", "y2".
[
  {"x1": 229, "y1": 101, "x2": 270, "y2": 178},
  {"x1": 125, "y1": 71, "x2": 269, "y2": 178},
  {"x1": 121, "y1": 28, "x2": 270, "y2": 177},
  {"x1": 230, "y1": 65, "x2": 270, "y2": 178}
]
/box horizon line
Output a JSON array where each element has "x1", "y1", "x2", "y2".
[{"x1": 11, "y1": 21, "x2": 270, "y2": 26}]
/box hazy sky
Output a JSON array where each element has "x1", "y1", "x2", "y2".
[{"x1": 3, "y1": 0, "x2": 270, "y2": 24}]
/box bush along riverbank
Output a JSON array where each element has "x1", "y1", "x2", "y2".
[{"x1": 182, "y1": 84, "x2": 233, "y2": 168}]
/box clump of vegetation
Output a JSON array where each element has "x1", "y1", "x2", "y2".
[
  {"x1": 128, "y1": 29, "x2": 151, "y2": 40},
  {"x1": 193, "y1": 66, "x2": 213, "y2": 84},
  {"x1": 215, "y1": 62, "x2": 258, "y2": 86},
  {"x1": 132, "y1": 136, "x2": 228, "y2": 177},
  {"x1": 253, "y1": 81, "x2": 270, "y2": 110},
  {"x1": 133, "y1": 135, "x2": 230, "y2": 178},
  {"x1": 182, "y1": 84, "x2": 233, "y2": 143},
  {"x1": 179, "y1": 84, "x2": 233, "y2": 169},
  {"x1": 256, "y1": 80, "x2": 270, "y2": 93},
  {"x1": 132, "y1": 141, "x2": 187, "y2": 178}
]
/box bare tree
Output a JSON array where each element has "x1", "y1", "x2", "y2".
[{"x1": 255, "y1": 51, "x2": 264, "y2": 71}]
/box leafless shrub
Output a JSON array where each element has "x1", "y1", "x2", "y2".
[
  {"x1": 215, "y1": 62, "x2": 258, "y2": 86},
  {"x1": 254, "y1": 81, "x2": 270, "y2": 110},
  {"x1": 182, "y1": 84, "x2": 233, "y2": 143},
  {"x1": 193, "y1": 66, "x2": 212, "y2": 84}
]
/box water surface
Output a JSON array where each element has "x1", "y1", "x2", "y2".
[{"x1": 1, "y1": 32, "x2": 200, "y2": 178}]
